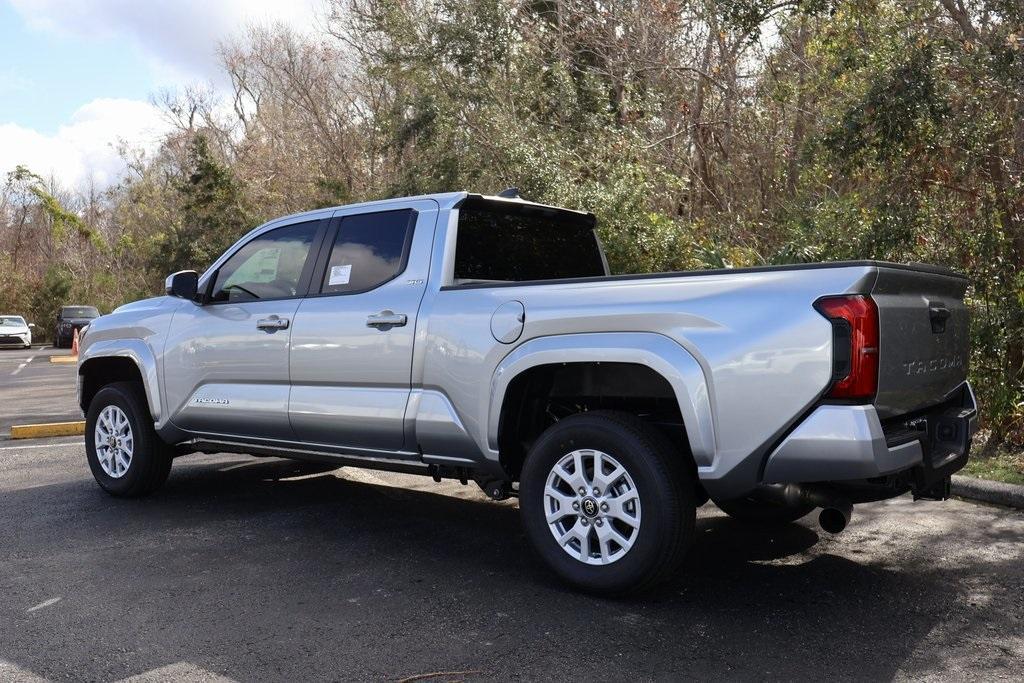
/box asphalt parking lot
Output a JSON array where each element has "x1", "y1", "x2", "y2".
[
  {"x1": 1, "y1": 350, "x2": 1023, "y2": 681},
  {"x1": 0, "y1": 346, "x2": 81, "y2": 437}
]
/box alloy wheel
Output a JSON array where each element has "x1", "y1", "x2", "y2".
[
  {"x1": 543, "y1": 449, "x2": 642, "y2": 565},
  {"x1": 94, "y1": 405, "x2": 134, "y2": 478}
]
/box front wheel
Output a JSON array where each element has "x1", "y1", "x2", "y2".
[
  {"x1": 519, "y1": 410, "x2": 695, "y2": 595},
  {"x1": 85, "y1": 382, "x2": 173, "y2": 497}
]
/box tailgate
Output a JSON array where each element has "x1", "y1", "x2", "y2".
[{"x1": 871, "y1": 266, "x2": 970, "y2": 418}]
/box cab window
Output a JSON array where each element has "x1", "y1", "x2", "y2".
[
  {"x1": 319, "y1": 210, "x2": 416, "y2": 295},
  {"x1": 453, "y1": 202, "x2": 605, "y2": 284},
  {"x1": 210, "y1": 221, "x2": 319, "y2": 303}
]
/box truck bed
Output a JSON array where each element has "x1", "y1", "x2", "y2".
[{"x1": 446, "y1": 259, "x2": 970, "y2": 423}]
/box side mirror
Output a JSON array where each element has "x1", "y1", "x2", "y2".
[
  {"x1": 28, "y1": 323, "x2": 36, "y2": 328},
  {"x1": 165, "y1": 270, "x2": 199, "y2": 300}
]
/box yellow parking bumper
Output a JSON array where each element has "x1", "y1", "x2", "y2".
[{"x1": 10, "y1": 421, "x2": 85, "y2": 439}]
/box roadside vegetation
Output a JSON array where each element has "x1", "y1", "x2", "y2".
[
  {"x1": 1, "y1": 0, "x2": 1022, "y2": 452},
  {"x1": 965, "y1": 434, "x2": 1024, "y2": 484}
]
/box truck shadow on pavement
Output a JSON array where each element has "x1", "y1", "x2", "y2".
[{"x1": 1, "y1": 455, "x2": 1020, "y2": 681}]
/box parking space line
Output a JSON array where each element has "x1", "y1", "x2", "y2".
[
  {"x1": 0, "y1": 440, "x2": 83, "y2": 451},
  {"x1": 26, "y1": 597, "x2": 62, "y2": 613},
  {"x1": 12, "y1": 355, "x2": 35, "y2": 375},
  {"x1": 0, "y1": 440, "x2": 82, "y2": 450}
]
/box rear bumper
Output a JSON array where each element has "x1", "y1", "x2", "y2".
[{"x1": 763, "y1": 382, "x2": 978, "y2": 493}]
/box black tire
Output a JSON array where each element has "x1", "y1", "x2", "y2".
[
  {"x1": 519, "y1": 410, "x2": 695, "y2": 595},
  {"x1": 714, "y1": 497, "x2": 814, "y2": 525},
  {"x1": 85, "y1": 382, "x2": 173, "y2": 497}
]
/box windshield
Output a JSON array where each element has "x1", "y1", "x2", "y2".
[
  {"x1": 61, "y1": 306, "x2": 100, "y2": 319},
  {"x1": 0, "y1": 316, "x2": 26, "y2": 327}
]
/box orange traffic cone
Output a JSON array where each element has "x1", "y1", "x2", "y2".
[{"x1": 71, "y1": 328, "x2": 80, "y2": 358}]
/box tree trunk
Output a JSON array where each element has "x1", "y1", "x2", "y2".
[
  {"x1": 689, "y1": 26, "x2": 718, "y2": 215},
  {"x1": 786, "y1": 17, "x2": 809, "y2": 197}
]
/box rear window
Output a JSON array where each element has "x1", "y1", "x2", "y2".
[
  {"x1": 453, "y1": 205, "x2": 605, "y2": 284},
  {"x1": 61, "y1": 307, "x2": 99, "y2": 318}
]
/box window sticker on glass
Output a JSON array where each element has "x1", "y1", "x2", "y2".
[{"x1": 329, "y1": 264, "x2": 352, "y2": 286}]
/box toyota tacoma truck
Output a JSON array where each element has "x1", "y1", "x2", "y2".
[{"x1": 77, "y1": 190, "x2": 977, "y2": 594}]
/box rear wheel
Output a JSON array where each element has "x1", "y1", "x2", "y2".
[
  {"x1": 519, "y1": 410, "x2": 694, "y2": 595},
  {"x1": 86, "y1": 382, "x2": 173, "y2": 497},
  {"x1": 714, "y1": 497, "x2": 814, "y2": 525}
]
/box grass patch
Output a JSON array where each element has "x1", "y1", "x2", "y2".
[{"x1": 961, "y1": 447, "x2": 1024, "y2": 486}]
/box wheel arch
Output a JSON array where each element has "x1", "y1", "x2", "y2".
[
  {"x1": 78, "y1": 339, "x2": 161, "y2": 423},
  {"x1": 489, "y1": 333, "x2": 715, "y2": 478}
]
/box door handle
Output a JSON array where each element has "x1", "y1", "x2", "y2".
[
  {"x1": 256, "y1": 315, "x2": 290, "y2": 331},
  {"x1": 366, "y1": 310, "x2": 408, "y2": 328}
]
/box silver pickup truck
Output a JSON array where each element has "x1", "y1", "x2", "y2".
[{"x1": 77, "y1": 191, "x2": 977, "y2": 593}]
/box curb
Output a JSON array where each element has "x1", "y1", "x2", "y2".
[
  {"x1": 10, "y1": 421, "x2": 85, "y2": 439},
  {"x1": 951, "y1": 475, "x2": 1024, "y2": 510},
  {"x1": 49, "y1": 355, "x2": 77, "y2": 364}
]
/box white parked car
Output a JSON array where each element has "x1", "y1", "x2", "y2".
[{"x1": 0, "y1": 315, "x2": 34, "y2": 348}]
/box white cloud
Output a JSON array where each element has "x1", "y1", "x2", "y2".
[
  {"x1": 2, "y1": 1, "x2": 325, "y2": 189},
  {"x1": 0, "y1": 98, "x2": 171, "y2": 189},
  {"x1": 9, "y1": 0, "x2": 323, "y2": 83}
]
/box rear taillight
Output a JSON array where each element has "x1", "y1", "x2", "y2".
[{"x1": 814, "y1": 295, "x2": 879, "y2": 400}]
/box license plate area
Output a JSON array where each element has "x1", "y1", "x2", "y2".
[
  {"x1": 881, "y1": 383, "x2": 977, "y2": 499},
  {"x1": 925, "y1": 408, "x2": 970, "y2": 470}
]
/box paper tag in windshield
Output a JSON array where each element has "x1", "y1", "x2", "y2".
[{"x1": 328, "y1": 264, "x2": 352, "y2": 286}]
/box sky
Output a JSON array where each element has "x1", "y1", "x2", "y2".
[{"x1": 0, "y1": 0, "x2": 322, "y2": 190}]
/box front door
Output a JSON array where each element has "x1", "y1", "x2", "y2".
[
  {"x1": 288, "y1": 200, "x2": 438, "y2": 455},
  {"x1": 164, "y1": 218, "x2": 326, "y2": 440}
]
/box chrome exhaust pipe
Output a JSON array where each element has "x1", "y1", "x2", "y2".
[{"x1": 817, "y1": 500, "x2": 852, "y2": 534}]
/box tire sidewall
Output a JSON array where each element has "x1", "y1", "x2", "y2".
[
  {"x1": 85, "y1": 384, "x2": 154, "y2": 496},
  {"x1": 520, "y1": 414, "x2": 690, "y2": 594}
]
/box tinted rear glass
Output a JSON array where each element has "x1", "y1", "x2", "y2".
[
  {"x1": 454, "y1": 206, "x2": 605, "y2": 283},
  {"x1": 61, "y1": 307, "x2": 99, "y2": 318}
]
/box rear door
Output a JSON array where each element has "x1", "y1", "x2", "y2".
[
  {"x1": 871, "y1": 266, "x2": 970, "y2": 418},
  {"x1": 164, "y1": 218, "x2": 327, "y2": 439},
  {"x1": 287, "y1": 200, "x2": 438, "y2": 455}
]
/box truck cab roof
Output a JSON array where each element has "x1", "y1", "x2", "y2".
[{"x1": 259, "y1": 191, "x2": 595, "y2": 230}]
